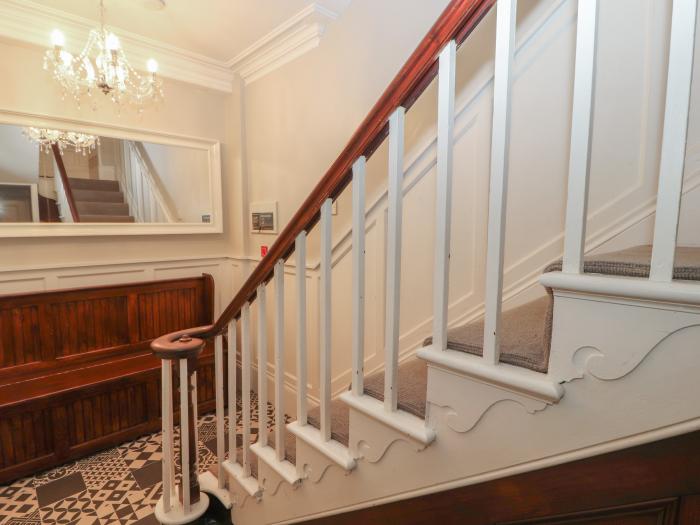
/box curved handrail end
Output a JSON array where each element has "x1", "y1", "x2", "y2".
[{"x1": 151, "y1": 325, "x2": 212, "y2": 360}]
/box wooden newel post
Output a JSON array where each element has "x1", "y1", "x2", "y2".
[{"x1": 152, "y1": 329, "x2": 209, "y2": 521}]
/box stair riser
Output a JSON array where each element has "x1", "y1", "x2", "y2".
[
  {"x1": 72, "y1": 189, "x2": 124, "y2": 203},
  {"x1": 79, "y1": 215, "x2": 135, "y2": 223},
  {"x1": 68, "y1": 178, "x2": 120, "y2": 191},
  {"x1": 77, "y1": 202, "x2": 130, "y2": 215}
]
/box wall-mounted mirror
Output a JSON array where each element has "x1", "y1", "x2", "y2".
[{"x1": 0, "y1": 112, "x2": 222, "y2": 236}]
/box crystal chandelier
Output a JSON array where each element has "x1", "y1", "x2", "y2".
[
  {"x1": 43, "y1": 0, "x2": 163, "y2": 112},
  {"x1": 23, "y1": 127, "x2": 100, "y2": 155}
]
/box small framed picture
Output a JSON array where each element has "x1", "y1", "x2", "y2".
[{"x1": 250, "y1": 201, "x2": 278, "y2": 234}]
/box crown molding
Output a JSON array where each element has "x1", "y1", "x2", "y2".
[
  {"x1": 227, "y1": 2, "x2": 349, "y2": 85},
  {"x1": 0, "y1": 0, "x2": 234, "y2": 93},
  {"x1": 0, "y1": 0, "x2": 350, "y2": 92}
]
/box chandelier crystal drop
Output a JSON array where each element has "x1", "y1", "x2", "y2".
[
  {"x1": 23, "y1": 127, "x2": 100, "y2": 155},
  {"x1": 43, "y1": 0, "x2": 163, "y2": 112}
]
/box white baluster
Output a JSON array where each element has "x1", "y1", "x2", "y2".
[
  {"x1": 351, "y1": 157, "x2": 367, "y2": 396},
  {"x1": 649, "y1": 0, "x2": 698, "y2": 282},
  {"x1": 257, "y1": 285, "x2": 268, "y2": 447},
  {"x1": 562, "y1": 0, "x2": 599, "y2": 274},
  {"x1": 241, "y1": 302, "x2": 252, "y2": 476},
  {"x1": 295, "y1": 232, "x2": 308, "y2": 425},
  {"x1": 214, "y1": 334, "x2": 225, "y2": 489},
  {"x1": 385, "y1": 107, "x2": 405, "y2": 412},
  {"x1": 274, "y1": 260, "x2": 286, "y2": 461},
  {"x1": 433, "y1": 40, "x2": 457, "y2": 351},
  {"x1": 161, "y1": 360, "x2": 174, "y2": 512},
  {"x1": 483, "y1": 0, "x2": 517, "y2": 365},
  {"x1": 320, "y1": 198, "x2": 332, "y2": 441},
  {"x1": 179, "y1": 358, "x2": 190, "y2": 513},
  {"x1": 227, "y1": 321, "x2": 237, "y2": 467}
]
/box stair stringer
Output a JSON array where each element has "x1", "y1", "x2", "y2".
[
  {"x1": 256, "y1": 460, "x2": 298, "y2": 498},
  {"x1": 423, "y1": 365, "x2": 554, "y2": 434},
  {"x1": 293, "y1": 433, "x2": 353, "y2": 484},
  {"x1": 228, "y1": 305, "x2": 700, "y2": 525},
  {"x1": 547, "y1": 290, "x2": 700, "y2": 383},
  {"x1": 222, "y1": 460, "x2": 262, "y2": 509},
  {"x1": 348, "y1": 406, "x2": 432, "y2": 464}
]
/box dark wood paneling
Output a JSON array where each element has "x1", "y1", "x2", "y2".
[
  {"x1": 0, "y1": 305, "x2": 41, "y2": 368},
  {"x1": 305, "y1": 431, "x2": 700, "y2": 525},
  {"x1": 0, "y1": 276, "x2": 213, "y2": 382},
  {"x1": 501, "y1": 499, "x2": 679, "y2": 525},
  {"x1": 0, "y1": 275, "x2": 217, "y2": 484},
  {"x1": 51, "y1": 297, "x2": 130, "y2": 357}
]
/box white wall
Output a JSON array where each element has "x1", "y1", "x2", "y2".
[{"x1": 236, "y1": 0, "x2": 700, "y2": 406}]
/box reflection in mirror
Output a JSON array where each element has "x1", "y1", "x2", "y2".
[{"x1": 0, "y1": 123, "x2": 212, "y2": 224}]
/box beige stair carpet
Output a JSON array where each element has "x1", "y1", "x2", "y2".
[{"x1": 304, "y1": 247, "x2": 700, "y2": 450}]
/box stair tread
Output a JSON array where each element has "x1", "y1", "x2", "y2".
[
  {"x1": 79, "y1": 215, "x2": 135, "y2": 223},
  {"x1": 68, "y1": 178, "x2": 120, "y2": 191},
  {"x1": 545, "y1": 245, "x2": 700, "y2": 281},
  {"x1": 425, "y1": 245, "x2": 700, "y2": 374},
  {"x1": 425, "y1": 296, "x2": 552, "y2": 373},
  {"x1": 307, "y1": 400, "x2": 351, "y2": 447},
  {"x1": 362, "y1": 358, "x2": 428, "y2": 419},
  {"x1": 77, "y1": 204, "x2": 129, "y2": 214},
  {"x1": 234, "y1": 420, "x2": 297, "y2": 480},
  {"x1": 76, "y1": 201, "x2": 129, "y2": 212},
  {"x1": 306, "y1": 358, "x2": 428, "y2": 447},
  {"x1": 73, "y1": 189, "x2": 124, "y2": 203}
]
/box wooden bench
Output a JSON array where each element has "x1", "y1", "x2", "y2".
[{"x1": 0, "y1": 275, "x2": 217, "y2": 484}]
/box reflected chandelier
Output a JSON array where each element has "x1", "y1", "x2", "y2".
[
  {"x1": 44, "y1": 0, "x2": 163, "y2": 112},
  {"x1": 23, "y1": 127, "x2": 100, "y2": 155}
]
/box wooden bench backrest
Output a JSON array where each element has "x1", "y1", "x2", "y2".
[{"x1": 0, "y1": 275, "x2": 214, "y2": 383}]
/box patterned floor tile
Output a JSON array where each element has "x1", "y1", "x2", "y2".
[
  {"x1": 0, "y1": 394, "x2": 274, "y2": 525},
  {"x1": 80, "y1": 456, "x2": 132, "y2": 491},
  {"x1": 35, "y1": 473, "x2": 86, "y2": 508},
  {"x1": 31, "y1": 461, "x2": 81, "y2": 489},
  {"x1": 5, "y1": 508, "x2": 41, "y2": 525},
  {"x1": 38, "y1": 489, "x2": 97, "y2": 525},
  {"x1": 0, "y1": 486, "x2": 37, "y2": 524},
  {"x1": 130, "y1": 462, "x2": 161, "y2": 490}
]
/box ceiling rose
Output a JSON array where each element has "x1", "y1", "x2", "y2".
[{"x1": 43, "y1": 0, "x2": 164, "y2": 113}]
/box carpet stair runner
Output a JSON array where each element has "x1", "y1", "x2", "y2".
[{"x1": 68, "y1": 177, "x2": 135, "y2": 223}]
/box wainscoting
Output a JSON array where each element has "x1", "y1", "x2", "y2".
[
  {"x1": 0, "y1": 273, "x2": 226, "y2": 483},
  {"x1": 306, "y1": 430, "x2": 700, "y2": 525}
]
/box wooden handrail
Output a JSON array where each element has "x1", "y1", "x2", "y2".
[
  {"x1": 51, "y1": 143, "x2": 80, "y2": 222},
  {"x1": 202, "y1": 0, "x2": 496, "y2": 339}
]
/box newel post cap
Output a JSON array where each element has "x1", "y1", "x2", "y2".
[{"x1": 151, "y1": 325, "x2": 212, "y2": 360}]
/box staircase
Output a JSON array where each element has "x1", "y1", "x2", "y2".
[
  {"x1": 68, "y1": 178, "x2": 135, "y2": 223},
  {"x1": 149, "y1": 0, "x2": 700, "y2": 523}
]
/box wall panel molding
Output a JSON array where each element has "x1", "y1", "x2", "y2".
[{"x1": 0, "y1": 255, "x2": 237, "y2": 317}]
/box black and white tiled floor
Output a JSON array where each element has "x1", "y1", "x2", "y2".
[{"x1": 0, "y1": 393, "x2": 281, "y2": 525}]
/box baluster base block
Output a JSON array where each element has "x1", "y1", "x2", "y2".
[
  {"x1": 222, "y1": 459, "x2": 263, "y2": 500},
  {"x1": 154, "y1": 491, "x2": 209, "y2": 525},
  {"x1": 199, "y1": 471, "x2": 233, "y2": 510}
]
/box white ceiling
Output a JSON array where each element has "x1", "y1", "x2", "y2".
[{"x1": 27, "y1": 0, "x2": 344, "y2": 63}]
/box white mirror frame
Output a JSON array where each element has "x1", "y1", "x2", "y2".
[{"x1": 0, "y1": 109, "x2": 223, "y2": 237}]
